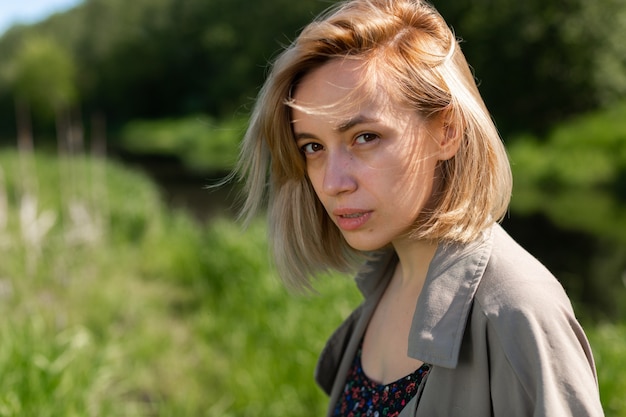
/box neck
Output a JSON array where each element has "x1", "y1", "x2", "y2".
[{"x1": 391, "y1": 237, "x2": 438, "y2": 290}]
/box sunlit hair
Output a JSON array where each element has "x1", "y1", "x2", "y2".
[{"x1": 234, "y1": 0, "x2": 512, "y2": 289}]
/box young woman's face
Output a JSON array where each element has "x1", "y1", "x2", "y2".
[{"x1": 291, "y1": 59, "x2": 449, "y2": 251}]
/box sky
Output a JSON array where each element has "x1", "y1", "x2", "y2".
[{"x1": 0, "y1": 0, "x2": 83, "y2": 36}]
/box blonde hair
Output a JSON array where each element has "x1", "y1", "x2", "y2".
[{"x1": 234, "y1": 0, "x2": 512, "y2": 289}]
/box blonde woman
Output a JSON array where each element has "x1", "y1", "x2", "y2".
[{"x1": 233, "y1": 0, "x2": 604, "y2": 415}]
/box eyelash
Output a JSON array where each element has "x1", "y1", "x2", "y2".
[
  {"x1": 355, "y1": 133, "x2": 379, "y2": 144},
  {"x1": 300, "y1": 142, "x2": 323, "y2": 154},
  {"x1": 299, "y1": 133, "x2": 380, "y2": 155}
]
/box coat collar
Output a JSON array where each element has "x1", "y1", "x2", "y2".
[{"x1": 354, "y1": 225, "x2": 495, "y2": 369}]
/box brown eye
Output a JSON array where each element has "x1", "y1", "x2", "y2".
[
  {"x1": 301, "y1": 142, "x2": 324, "y2": 154},
  {"x1": 354, "y1": 133, "x2": 379, "y2": 144}
]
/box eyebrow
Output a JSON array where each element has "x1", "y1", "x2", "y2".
[
  {"x1": 336, "y1": 115, "x2": 378, "y2": 133},
  {"x1": 294, "y1": 114, "x2": 379, "y2": 141}
]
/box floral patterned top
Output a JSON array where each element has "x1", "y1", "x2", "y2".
[{"x1": 332, "y1": 343, "x2": 431, "y2": 417}]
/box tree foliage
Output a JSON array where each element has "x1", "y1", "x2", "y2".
[
  {"x1": 433, "y1": 0, "x2": 626, "y2": 134},
  {"x1": 0, "y1": 0, "x2": 332, "y2": 136},
  {"x1": 5, "y1": 36, "x2": 77, "y2": 120},
  {"x1": 0, "y1": 0, "x2": 624, "y2": 140}
]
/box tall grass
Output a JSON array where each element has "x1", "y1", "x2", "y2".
[
  {"x1": 0, "y1": 150, "x2": 362, "y2": 416},
  {"x1": 0, "y1": 150, "x2": 623, "y2": 416}
]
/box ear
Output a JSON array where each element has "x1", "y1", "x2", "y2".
[{"x1": 437, "y1": 113, "x2": 462, "y2": 161}]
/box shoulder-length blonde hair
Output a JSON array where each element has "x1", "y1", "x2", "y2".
[{"x1": 234, "y1": 0, "x2": 512, "y2": 289}]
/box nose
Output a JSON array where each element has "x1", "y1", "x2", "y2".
[{"x1": 322, "y1": 149, "x2": 357, "y2": 196}]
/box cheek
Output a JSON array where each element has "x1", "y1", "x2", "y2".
[{"x1": 306, "y1": 164, "x2": 324, "y2": 192}]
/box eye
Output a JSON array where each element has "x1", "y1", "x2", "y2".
[
  {"x1": 354, "y1": 133, "x2": 379, "y2": 145},
  {"x1": 300, "y1": 142, "x2": 324, "y2": 155}
]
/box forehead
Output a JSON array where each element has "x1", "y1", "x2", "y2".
[
  {"x1": 293, "y1": 59, "x2": 366, "y2": 106},
  {"x1": 291, "y1": 58, "x2": 413, "y2": 127}
]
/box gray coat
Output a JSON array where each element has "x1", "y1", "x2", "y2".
[{"x1": 316, "y1": 224, "x2": 604, "y2": 416}]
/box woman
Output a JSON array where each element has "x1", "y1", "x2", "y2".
[{"x1": 233, "y1": 0, "x2": 605, "y2": 415}]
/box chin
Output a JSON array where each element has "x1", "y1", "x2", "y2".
[{"x1": 343, "y1": 236, "x2": 389, "y2": 253}]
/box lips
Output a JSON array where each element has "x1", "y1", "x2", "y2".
[{"x1": 332, "y1": 209, "x2": 372, "y2": 231}]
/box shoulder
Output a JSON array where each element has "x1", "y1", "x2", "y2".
[
  {"x1": 472, "y1": 224, "x2": 590, "y2": 376},
  {"x1": 468, "y1": 226, "x2": 602, "y2": 415},
  {"x1": 475, "y1": 224, "x2": 575, "y2": 321},
  {"x1": 471, "y1": 226, "x2": 600, "y2": 402}
]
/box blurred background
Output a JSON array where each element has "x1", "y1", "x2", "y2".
[{"x1": 0, "y1": 0, "x2": 624, "y2": 415}]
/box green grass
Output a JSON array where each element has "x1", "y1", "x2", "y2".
[
  {"x1": 0, "y1": 150, "x2": 362, "y2": 416},
  {"x1": 588, "y1": 324, "x2": 626, "y2": 417},
  {"x1": 0, "y1": 149, "x2": 623, "y2": 416}
]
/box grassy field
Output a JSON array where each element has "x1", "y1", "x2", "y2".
[{"x1": 0, "y1": 150, "x2": 623, "y2": 416}]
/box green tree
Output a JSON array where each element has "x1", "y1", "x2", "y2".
[
  {"x1": 0, "y1": 0, "x2": 330, "y2": 131},
  {"x1": 433, "y1": 0, "x2": 626, "y2": 136},
  {"x1": 4, "y1": 36, "x2": 77, "y2": 150},
  {"x1": 0, "y1": 0, "x2": 624, "y2": 139}
]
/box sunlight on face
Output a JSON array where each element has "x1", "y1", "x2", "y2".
[{"x1": 291, "y1": 59, "x2": 447, "y2": 251}]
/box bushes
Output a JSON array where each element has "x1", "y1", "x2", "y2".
[
  {"x1": 119, "y1": 115, "x2": 246, "y2": 173},
  {"x1": 509, "y1": 102, "x2": 626, "y2": 192}
]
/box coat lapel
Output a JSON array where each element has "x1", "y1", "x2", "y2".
[{"x1": 407, "y1": 227, "x2": 493, "y2": 368}]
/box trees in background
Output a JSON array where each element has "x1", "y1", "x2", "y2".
[
  {"x1": 0, "y1": 0, "x2": 331, "y2": 137},
  {"x1": 4, "y1": 36, "x2": 77, "y2": 152},
  {"x1": 0, "y1": 0, "x2": 624, "y2": 140},
  {"x1": 434, "y1": 0, "x2": 626, "y2": 134}
]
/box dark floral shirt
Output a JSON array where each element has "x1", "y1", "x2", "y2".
[{"x1": 332, "y1": 344, "x2": 431, "y2": 417}]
